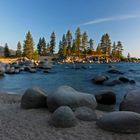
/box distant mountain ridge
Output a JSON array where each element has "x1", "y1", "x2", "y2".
[{"x1": 0, "y1": 46, "x2": 16, "y2": 56}]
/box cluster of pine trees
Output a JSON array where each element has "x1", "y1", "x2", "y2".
[
  {"x1": 4, "y1": 27, "x2": 123, "y2": 61},
  {"x1": 58, "y1": 28, "x2": 123, "y2": 60},
  {"x1": 58, "y1": 28, "x2": 94, "y2": 59},
  {"x1": 14, "y1": 31, "x2": 56, "y2": 60}
]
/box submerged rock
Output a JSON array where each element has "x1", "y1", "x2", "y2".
[
  {"x1": 47, "y1": 85, "x2": 97, "y2": 112},
  {"x1": 21, "y1": 87, "x2": 47, "y2": 109},
  {"x1": 96, "y1": 111, "x2": 140, "y2": 133},
  {"x1": 108, "y1": 69, "x2": 124, "y2": 74},
  {"x1": 118, "y1": 76, "x2": 130, "y2": 83},
  {"x1": 51, "y1": 106, "x2": 77, "y2": 128},
  {"x1": 92, "y1": 75, "x2": 109, "y2": 85}
]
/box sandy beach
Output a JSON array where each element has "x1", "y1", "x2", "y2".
[{"x1": 0, "y1": 93, "x2": 139, "y2": 140}]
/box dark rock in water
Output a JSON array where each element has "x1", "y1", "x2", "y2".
[
  {"x1": 120, "y1": 90, "x2": 140, "y2": 113},
  {"x1": 0, "y1": 66, "x2": 5, "y2": 76},
  {"x1": 95, "y1": 90, "x2": 116, "y2": 105},
  {"x1": 108, "y1": 65, "x2": 116, "y2": 69},
  {"x1": 21, "y1": 87, "x2": 47, "y2": 109},
  {"x1": 74, "y1": 107, "x2": 97, "y2": 121},
  {"x1": 47, "y1": 85, "x2": 97, "y2": 112},
  {"x1": 119, "y1": 76, "x2": 129, "y2": 83},
  {"x1": 5, "y1": 67, "x2": 15, "y2": 74},
  {"x1": 93, "y1": 75, "x2": 109, "y2": 85},
  {"x1": 108, "y1": 69, "x2": 124, "y2": 74},
  {"x1": 29, "y1": 68, "x2": 36, "y2": 73},
  {"x1": 96, "y1": 111, "x2": 140, "y2": 133},
  {"x1": 51, "y1": 106, "x2": 77, "y2": 128},
  {"x1": 129, "y1": 80, "x2": 136, "y2": 84},
  {"x1": 44, "y1": 70, "x2": 51, "y2": 73},
  {"x1": 104, "y1": 80, "x2": 122, "y2": 86}
]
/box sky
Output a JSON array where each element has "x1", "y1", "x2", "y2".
[{"x1": 0, "y1": 0, "x2": 140, "y2": 57}]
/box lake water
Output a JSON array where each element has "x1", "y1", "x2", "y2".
[{"x1": 0, "y1": 62, "x2": 140, "y2": 109}]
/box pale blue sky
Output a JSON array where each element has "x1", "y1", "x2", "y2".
[{"x1": 0, "y1": 0, "x2": 140, "y2": 57}]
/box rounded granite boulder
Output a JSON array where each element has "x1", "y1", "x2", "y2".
[
  {"x1": 47, "y1": 85, "x2": 97, "y2": 112},
  {"x1": 51, "y1": 106, "x2": 77, "y2": 128},
  {"x1": 120, "y1": 90, "x2": 140, "y2": 113},
  {"x1": 21, "y1": 87, "x2": 47, "y2": 109},
  {"x1": 74, "y1": 106, "x2": 97, "y2": 121},
  {"x1": 96, "y1": 111, "x2": 140, "y2": 133}
]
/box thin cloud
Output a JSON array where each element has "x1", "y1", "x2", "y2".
[{"x1": 82, "y1": 14, "x2": 140, "y2": 25}]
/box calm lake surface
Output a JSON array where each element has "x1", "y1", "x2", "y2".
[{"x1": 0, "y1": 62, "x2": 140, "y2": 109}]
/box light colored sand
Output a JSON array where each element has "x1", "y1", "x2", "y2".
[{"x1": 0, "y1": 93, "x2": 140, "y2": 140}]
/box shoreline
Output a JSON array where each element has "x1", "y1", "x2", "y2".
[{"x1": 0, "y1": 93, "x2": 140, "y2": 140}]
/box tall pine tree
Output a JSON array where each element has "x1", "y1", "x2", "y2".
[
  {"x1": 16, "y1": 41, "x2": 22, "y2": 57},
  {"x1": 75, "y1": 27, "x2": 81, "y2": 57},
  {"x1": 23, "y1": 31, "x2": 34, "y2": 59},
  {"x1": 4, "y1": 43, "x2": 10, "y2": 57},
  {"x1": 50, "y1": 32, "x2": 56, "y2": 54}
]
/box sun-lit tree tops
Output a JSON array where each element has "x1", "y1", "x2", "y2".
[{"x1": 10, "y1": 27, "x2": 124, "y2": 61}]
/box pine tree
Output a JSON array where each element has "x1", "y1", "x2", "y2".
[
  {"x1": 96, "y1": 44, "x2": 101, "y2": 54},
  {"x1": 116, "y1": 41, "x2": 123, "y2": 59},
  {"x1": 37, "y1": 37, "x2": 47, "y2": 56},
  {"x1": 100, "y1": 33, "x2": 112, "y2": 55},
  {"x1": 50, "y1": 32, "x2": 56, "y2": 54},
  {"x1": 88, "y1": 38, "x2": 94, "y2": 50},
  {"x1": 16, "y1": 41, "x2": 22, "y2": 57},
  {"x1": 37, "y1": 38, "x2": 42, "y2": 55},
  {"x1": 42, "y1": 37, "x2": 47, "y2": 56},
  {"x1": 4, "y1": 43, "x2": 10, "y2": 57},
  {"x1": 71, "y1": 40, "x2": 76, "y2": 54},
  {"x1": 75, "y1": 27, "x2": 81, "y2": 57},
  {"x1": 66, "y1": 30, "x2": 72, "y2": 48},
  {"x1": 32, "y1": 49, "x2": 39, "y2": 61},
  {"x1": 62, "y1": 34, "x2": 67, "y2": 57},
  {"x1": 23, "y1": 31, "x2": 34, "y2": 59},
  {"x1": 82, "y1": 32, "x2": 88, "y2": 51}
]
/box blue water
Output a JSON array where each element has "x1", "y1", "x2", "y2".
[{"x1": 0, "y1": 62, "x2": 140, "y2": 109}]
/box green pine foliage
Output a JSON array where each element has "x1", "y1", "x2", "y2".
[
  {"x1": 4, "y1": 43, "x2": 10, "y2": 57},
  {"x1": 23, "y1": 31, "x2": 34, "y2": 59}
]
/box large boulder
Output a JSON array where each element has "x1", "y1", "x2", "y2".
[
  {"x1": 96, "y1": 111, "x2": 140, "y2": 133},
  {"x1": 74, "y1": 107, "x2": 97, "y2": 121},
  {"x1": 51, "y1": 106, "x2": 77, "y2": 128},
  {"x1": 95, "y1": 90, "x2": 116, "y2": 105},
  {"x1": 108, "y1": 68, "x2": 124, "y2": 74},
  {"x1": 92, "y1": 75, "x2": 109, "y2": 85},
  {"x1": 47, "y1": 85, "x2": 97, "y2": 112},
  {"x1": 21, "y1": 87, "x2": 47, "y2": 109},
  {"x1": 120, "y1": 90, "x2": 140, "y2": 113}
]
